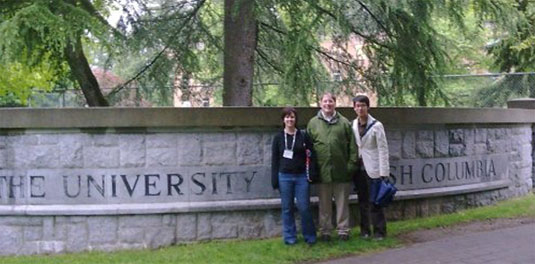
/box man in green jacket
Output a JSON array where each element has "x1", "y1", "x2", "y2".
[{"x1": 307, "y1": 92, "x2": 358, "y2": 241}]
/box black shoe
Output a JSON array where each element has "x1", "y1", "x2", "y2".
[
  {"x1": 320, "y1": 234, "x2": 331, "y2": 242},
  {"x1": 339, "y1": 234, "x2": 350, "y2": 241}
]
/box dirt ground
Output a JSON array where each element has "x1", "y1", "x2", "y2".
[{"x1": 398, "y1": 217, "x2": 535, "y2": 244}]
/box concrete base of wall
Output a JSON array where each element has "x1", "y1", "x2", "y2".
[{"x1": 0, "y1": 186, "x2": 525, "y2": 256}]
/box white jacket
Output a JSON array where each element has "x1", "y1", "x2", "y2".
[{"x1": 352, "y1": 114, "x2": 390, "y2": 179}]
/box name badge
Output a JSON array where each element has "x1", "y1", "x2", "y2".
[{"x1": 283, "y1": 150, "x2": 294, "y2": 159}]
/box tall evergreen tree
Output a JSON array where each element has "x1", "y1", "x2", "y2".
[
  {"x1": 0, "y1": 0, "x2": 115, "y2": 106},
  {"x1": 3, "y1": 0, "x2": 531, "y2": 107}
]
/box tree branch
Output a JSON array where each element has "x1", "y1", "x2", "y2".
[
  {"x1": 308, "y1": 2, "x2": 389, "y2": 49},
  {"x1": 313, "y1": 47, "x2": 355, "y2": 68},
  {"x1": 107, "y1": 0, "x2": 206, "y2": 97},
  {"x1": 259, "y1": 19, "x2": 357, "y2": 69},
  {"x1": 255, "y1": 47, "x2": 284, "y2": 73},
  {"x1": 65, "y1": 0, "x2": 126, "y2": 38},
  {"x1": 354, "y1": 0, "x2": 391, "y2": 37},
  {"x1": 196, "y1": 17, "x2": 223, "y2": 51},
  {"x1": 258, "y1": 21, "x2": 286, "y2": 35}
]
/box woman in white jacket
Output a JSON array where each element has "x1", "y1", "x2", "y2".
[{"x1": 351, "y1": 95, "x2": 389, "y2": 240}]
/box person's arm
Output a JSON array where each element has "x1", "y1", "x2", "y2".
[
  {"x1": 376, "y1": 123, "x2": 390, "y2": 177},
  {"x1": 346, "y1": 122, "x2": 358, "y2": 175},
  {"x1": 304, "y1": 131, "x2": 319, "y2": 182},
  {"x1": 271, "y1": 133, "x2": 281, "y2": 190},
  {"x1": 306, "y1": 120, "x2": 314, "y2": 140}
]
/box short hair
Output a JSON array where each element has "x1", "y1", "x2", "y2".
[
  {"x1": 280, "y1": 107, "x2": 298, "y2": 128},
  {"x1": 321, "y1": 92, "x2": 336, "y2": 102},
  {"x1": 352, "y1": 95, "x2": 370, "y2": 107}
]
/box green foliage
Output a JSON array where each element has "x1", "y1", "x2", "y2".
[
  {"x1": 373, "y1": 1, "x2": 449, "y2": 106},
  {"x1": 386, "y1": 0, "x2": 535, "y2": 107},
  {"x1": 3, "y1": 0, "x2": 534, "y2": 107},
  {"x1": 0, "y1": 62, "x2": 55, "y2": 106},
  {"x1": 0, "y1": 0, "x2": 109, "y2": 69},
  {"x1": 465, "y1": 0, "x2": 535, "y2": 106},
  {"x1": 0, "y1": 0, "x2": 119, "y2": 106},
  {"x1": 430, "y1": 6, "x2": 496, "y2": 107},
  {"x1": 390, "y1": 194, "x2": 535, "y2": 235},
  {"x1": 473, "y1": 74, "x2": 535, "y2": 107},
  {"x1": 109, "y1": 0, "x2": 467, "y2": 107},
  {"x1": 255, "y1": 0, "x2": 484, "y2": 106},
  {"x1": 486, "y1": 1, "x2": 535, "y2": 72},
  {"x1": 104, "y1": 0, "x2": 222, "y2": 106},
  {"x1": 258, "y1": 0, "x2": 329, "y2": 106}
]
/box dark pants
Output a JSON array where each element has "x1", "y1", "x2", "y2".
[{"x1": 354, "y1": 169, "x2": 387, "y2": 237}]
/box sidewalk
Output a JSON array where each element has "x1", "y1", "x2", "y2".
[{"x1": 321, "y1": 223, "x2": 535, "y2": 264}]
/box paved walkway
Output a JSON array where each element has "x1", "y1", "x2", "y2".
[{"x1": 322, "y1": 223, "x2": 535, "y2": 264}]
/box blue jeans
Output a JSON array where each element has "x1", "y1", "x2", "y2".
[{"x1": 279, "y1": 172, "x2": 316, "y2": 244}]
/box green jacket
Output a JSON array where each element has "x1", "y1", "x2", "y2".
[{"x1": 307, "y1": 111, "x2": 358, "y2": 183}]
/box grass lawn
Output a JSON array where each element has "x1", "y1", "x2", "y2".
[{"x1": 2, "y1": 194, "x2": 534, "y2": 264}]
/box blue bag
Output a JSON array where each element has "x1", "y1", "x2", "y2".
[{"x1": 369, "y1": 176, "x2": 397, "y2": 207}]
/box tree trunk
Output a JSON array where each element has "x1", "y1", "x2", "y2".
[
  {"x1": 223, "y1": 0, "x2": 256, "y2": 106},
  {"x1": 416, "y1": 71, "x2": 427, "y2": 106},
  {"x1": 417, "y1": 85, "x2": 426, "y2": 106},
  {"x1": 65, "y1": 36, "x2": 109, "y2": 106}
]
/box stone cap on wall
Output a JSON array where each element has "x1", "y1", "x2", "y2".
[
  {"x1": 507, "y1": 98, "x2": 535, "y2": 109},
  {"x1": 0, "y1": 107, "x2": 534, "y2": 129}
]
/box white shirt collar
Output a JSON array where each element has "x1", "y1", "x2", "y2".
[{"x1": 321, "y1": 110, "x2": 336, "y2": 122}]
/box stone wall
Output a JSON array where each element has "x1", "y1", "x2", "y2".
[
  {"x1": 0, "y1": 212, "x2": 283, "y2": 255},
  {"x1": 0, "y1": 107, "x2": 533, "y2": 255},
  {"x1": 382, "y1": 124, "x2": 532, "y2": 221},
  {"x1": 387, "y1": 125, "x2": 532, "y2": 196},
  {"x1": 507, "y1": 98, "x2": 535, "y2": 189},
  {"x1": 0, "y1": 130, "x2": 277, "y2": 255}
]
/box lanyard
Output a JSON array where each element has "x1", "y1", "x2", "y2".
[
  {"x1": 284, "y1": 132, "x2": 296, "y2": 151},
  {"x1": 361, "y1": 120, "x2": 377, "y2": 138}
]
